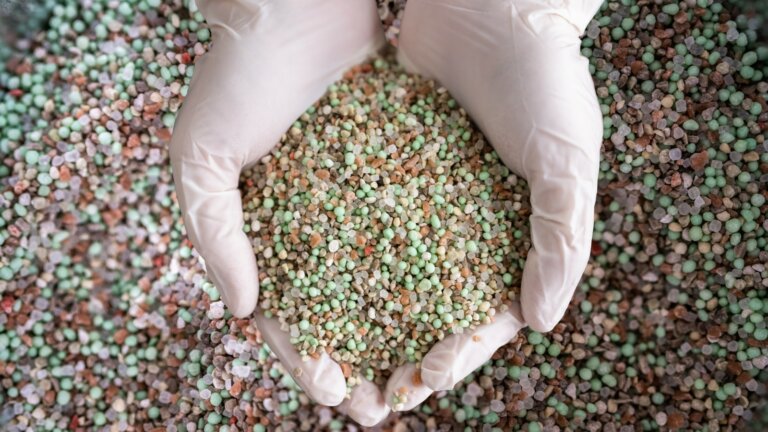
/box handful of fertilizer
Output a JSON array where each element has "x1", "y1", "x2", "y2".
[{"x1": 240, "y1": 51, "x2": 531, "y2": 386}]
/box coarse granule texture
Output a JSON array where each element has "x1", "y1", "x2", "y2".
[
  {"x1": 375, "y1": 0, "x2": 408, "y2": 46},
  {"x1": 240, "y1": 52, "x2": 531, "y2": 385},
  {"x1": 0, "y1": 0, "x2": 767, "y2": 430}
]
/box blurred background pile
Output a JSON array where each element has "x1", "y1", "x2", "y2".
[{"x1": 0, "y1": 0, "x2": 767, "y2": 430}]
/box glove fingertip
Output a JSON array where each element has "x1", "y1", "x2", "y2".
[
  {"x1": 207, "y1": 262, "x2": 260, "y2": 318},
  {"x1": 305, "y1": 361, "x2": 346, "y2": 407},
  {"x1": 343, "y1": 379, "x2": 391, "y2": 426},
  {"x1": 313, "y1": 388, "x2": 346, "y2": 407},
  {"x1": 384, "y1": 364, "x2": 433, "y2": 412},
  {"x1": 227, "y1": 294, "x2": 258, "y2": 319},
  {"x1": 519, "y1": 262, "x2": 571, "y2": 333}
]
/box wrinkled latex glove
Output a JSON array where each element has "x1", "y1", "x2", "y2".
[
  {"x1": 382, "y1": 0, "x2": 605, "y2": 409},
  {"x1": 169, "y1": 0, "x2": 385, "y2": 409}
]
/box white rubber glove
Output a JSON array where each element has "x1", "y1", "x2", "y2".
[
  {"x1": 169, "y1": 0, "x2": 385, "y2": 409},
  {"x1": 384, "y1": 0, "x2": 605, "y2": 408},
  {"x1": 336, "y1": 378, "x2": 392, "y2": 427}
]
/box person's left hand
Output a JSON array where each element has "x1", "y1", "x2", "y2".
[{"x1": 380, "y1": 0, "x2": 606, "y2": 410}]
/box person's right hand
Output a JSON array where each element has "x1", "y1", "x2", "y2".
[{"x1": 169, "y1": 0, "x2": 388, "y2": 414}]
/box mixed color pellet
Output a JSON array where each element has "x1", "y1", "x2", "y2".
[{"x1": 0, "y1": 0, "x2": 767, "y2": 430}]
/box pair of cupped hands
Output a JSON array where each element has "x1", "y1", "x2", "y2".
[{"x1": 169, "y1": 0, "x2": 604, "y2": 426}]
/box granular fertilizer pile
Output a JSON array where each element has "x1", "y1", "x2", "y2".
[
  {"x1": 1, "y1": 0, "x2": 767, "y2": 430},
  {"x1": 240, "y1": 55, "x2": 531, "y2": 385}
]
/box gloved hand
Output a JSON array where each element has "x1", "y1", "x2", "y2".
[
  {"x1": 169, "y1": 0, "x2": 386, "y2": 413},
  {"x1": 378, "y1": 0, "x2": 606, "y2": 412}
]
